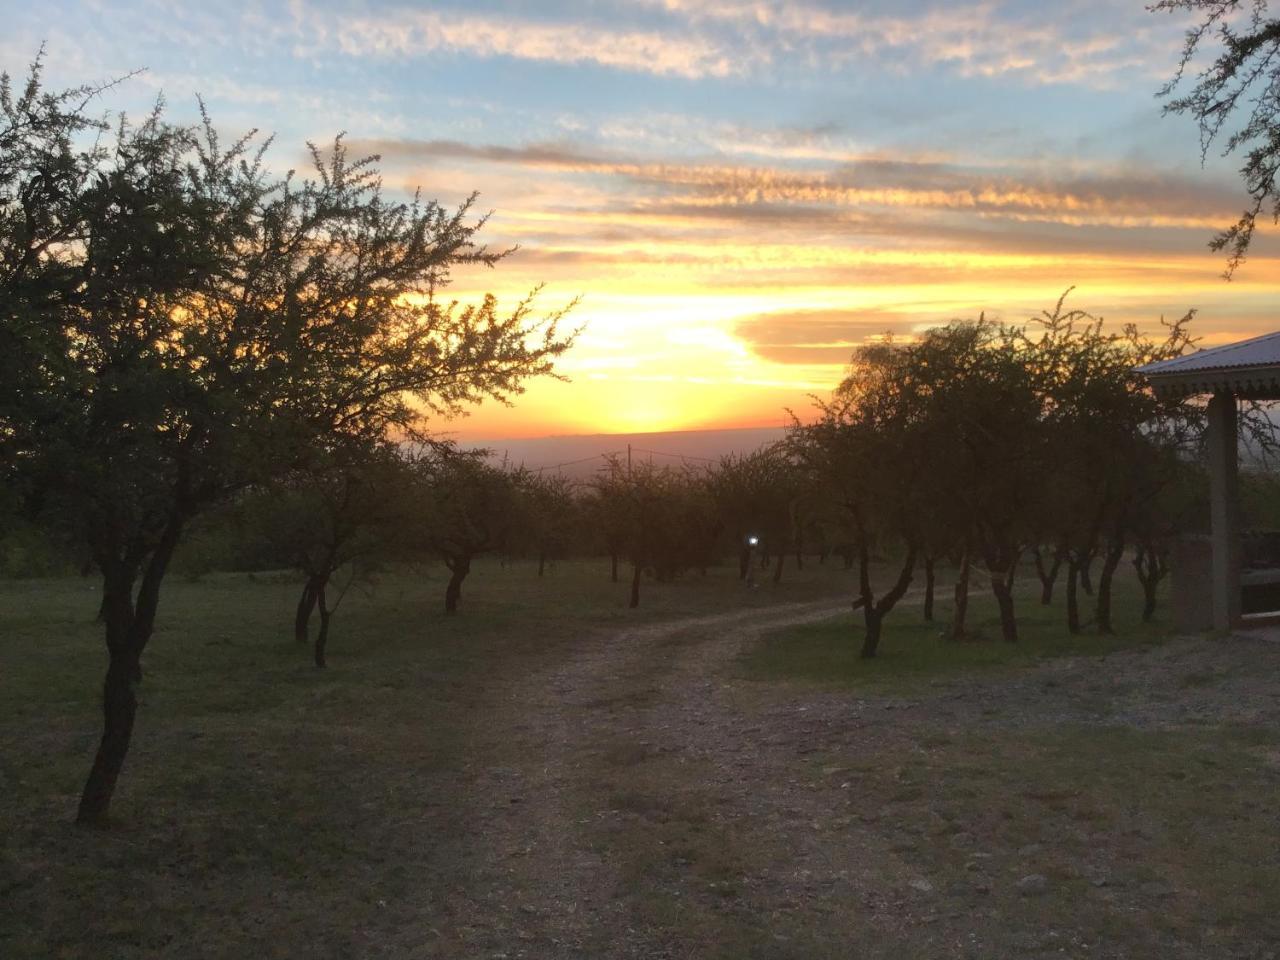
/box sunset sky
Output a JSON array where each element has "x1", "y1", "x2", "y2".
[{"x1": 6, "y1": 0, "x2": 1279, "y2": 439}]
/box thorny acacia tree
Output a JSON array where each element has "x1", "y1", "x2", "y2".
[
  {"x1": 1024, "y1": 298, "x2": 1201, "y2": 634},
  {"x1": 1, "y1": 58, "x2": 124, "y2": 512},
  {"x1": 594, "y1": 456, "x2": 718, "y2": 608},
  {"x1": 521, "y1": 471, "x2": 579, "y2": 577},
  {"x1": 0, "y1": 59, "x2": 575, "y2": 823},
  {"x1": 414, "y1": 449, "x2": 528, "y2": 614},
  {"x1": 869, "y1": 321, "x2": 1046, "y2": 645},
  {"x1": 708, "y1": 446, "x2": 796, "y2": 581},
  {"x1": 250, "y1": 440, "x2": 415, "y2": 668},
  {"x1": 791, "y1": 343, "x2": 928, "y2": 659},
  {"x1": 1154, "y1": 0, "x2": 1280, "y2": 272},
  {"x1": 583, "y1": 472, "x2": 630, "y2": 583}
]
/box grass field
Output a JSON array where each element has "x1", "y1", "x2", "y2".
[
  {"x1": 2, "y1": 557, "x2": 1279, "y2": 958},
  {"x1": 741, "y1": 567, "x2": 1170, "y2": 688},
  {"x1": 0, "y1": 558, "x2": 848, "y2": 958}
]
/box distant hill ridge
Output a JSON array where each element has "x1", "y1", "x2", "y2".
[{"x1": 465, "y1": 426, "x2": 787, "y2": 478}]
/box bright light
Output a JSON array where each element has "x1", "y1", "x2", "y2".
[{"x1": 747, "y1": 535, "x2": 759, "y2": 546}]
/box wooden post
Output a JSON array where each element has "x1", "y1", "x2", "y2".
[{"x1": 1207, "y1": 391, "x2": 1241, "y2": 631}]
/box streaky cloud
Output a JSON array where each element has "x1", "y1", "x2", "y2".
[
  {"x1": 357, "y1": 135, "x2": 1241, "y2": 232},
  {"x1": 286, "y1": 3, "x2": 741, "y2": 79}
]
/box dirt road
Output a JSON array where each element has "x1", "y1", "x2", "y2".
[{"x1": 408, "y1": 602, "x2": 1280, "y2": 959}]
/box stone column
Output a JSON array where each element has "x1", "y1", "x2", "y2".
[{"x1": 1207, "y1": 391, "x2": 1241, "y2": 631}]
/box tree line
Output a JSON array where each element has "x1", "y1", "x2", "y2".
[
  {"x1": 181, "y1": 307, "x2": 1223, "y2": 667},
  {"x1": 790, "y1": 297, "x2": 1212, "y2": 656}
]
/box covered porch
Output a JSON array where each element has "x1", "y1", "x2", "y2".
[{"x1": 1137, "y1": 331, "x2": 1280, "y2": 631}]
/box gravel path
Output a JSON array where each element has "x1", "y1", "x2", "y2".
[{"x1": 422, "y1": 604, "x2": 1280, "y2": 959}]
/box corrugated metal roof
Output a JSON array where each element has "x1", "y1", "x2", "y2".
[{"x1": 1137, "y1": 330, "x2": 1280, "y2": 376}]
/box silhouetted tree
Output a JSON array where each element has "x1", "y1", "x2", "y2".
[
  {"x1": 0, "y1": 59, "x2": 575, "y2": 823},
  {"x1": 521, "y1": 472, "x2": 578, "y2": 576},
  {"x1": 1154, "y1": 0, "x2": 1280, "y2": 272},
  {"x1": 1024, "y1": 296, "x2": 1200, "y2": 633},
  {"x1": 708, "y1": 446, "x2": 795, "y2": 580},
  {"x1": 594, "y1": 457, "x2": 717, "y2": 608},
  {"x1": 1130, "y1": 450, "x2": 1204, "y2": 622},
  {"x1": 415, "y1": 450, "x2": 526, "y2": 614},
  {"x1": 792, "y1": 342, "x2": 928, "y2": 658},
  {"x1": 585, "y1": 466, "x2": 631, "y2": 582},
  {"x1": 249, "y1": 441, "x2": 413, "y2": 667},
  {"x1": 892, "y1": 321, "x2": 1047, "y2": 644}
]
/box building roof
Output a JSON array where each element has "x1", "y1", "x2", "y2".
[
  {"x1": 1137, "y1": 330, "x2": 1280, "y2": 375},
  {"x1": 1136, "y1": 330, "x2": 1280, "y2": 399}
]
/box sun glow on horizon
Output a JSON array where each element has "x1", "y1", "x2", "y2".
[{"x1": 19, "y1": 0, "x2": 1280, "y2": 441}]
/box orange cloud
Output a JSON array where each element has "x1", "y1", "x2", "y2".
[
  {"x1": 352, "y1": 137, "x2": 1240, "y2": 233},
  {"x1": 734, "y1": 308, "x2": 930, "y2": 364}
]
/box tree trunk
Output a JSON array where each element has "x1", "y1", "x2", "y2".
[
  {"x1": 923, "y1": 555, "x2": 936, "y2": 622},
  {"x1": 610, "y1": 551, "x2": 619, "y2": 583},
  {"x1": 949, "y1": 549, "x2": 971, "y2": 641},
  {"x1": 1134, "y1": 545, "x2": 1165, "y2": 623},
  {"x1": 1138, "y1": 550, "x2": 1158, "y2": 621},
  {"x1": 738, "y1": 546, "x2": 750, "y2": 580},
  {"x1": 857, "y1": 531, "x2": 916, "y2": 659},
  {"x1": 772, "y1": 551, "x2": 785, "y2": 584},
  {"x1": 294, "y1": 578, "x2": 319, "y2": 645},
  {"x1": 1033, "y1": 546, "x2": 1063, "y2": 605},
  {"x1": 1095, "y1": 536, "x2": 1125, "y2": 635},
  {"x1": 78, "y1": 647, "x2": 139, "y2": 825},
  {"x1": 991, "y1": 578, "x2": 1017, "y2": 642},
  {"x1": 77, "y1": 580, "x2": 140, "y2": 825},
  {"x1": 314, "y1": 581, "x2": 332, "y2": 668},
  {"x1": 629, "y1": 560, "x2": 642, "y2": 609},
  {"x1": 860, "y1": 607, "x2": 883, "y2": 659},
  {"x1": 444, "y1": 555, "x2": 471, "y2": 614},
  {"x1": 1080, "y1": 555, "x2": 1095, "y2": 596},
  {"x1": 78, "y1": 516, "x2": 183, "y2": 825},
  {"x1": 1066, "y1": 557, "x2": 1082, "y2": 634},
  {"x1": 538, "y1": 552, "x2": 546, "y2": 577},
  {"x1": 981, "y1": 542, "x2": 1019, "y2": 643}
]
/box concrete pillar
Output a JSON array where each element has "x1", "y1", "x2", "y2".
[{"x1": 1207, "y1": 391, "x2": 1241, "y2": 631}]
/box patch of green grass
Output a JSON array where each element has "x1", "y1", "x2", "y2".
[
  {"x1": 741, "y1": 566, "x2": 1169, "y2": 688},
  {"x1": 0, "y1": 557, "x2": 855, "y2": 959}
]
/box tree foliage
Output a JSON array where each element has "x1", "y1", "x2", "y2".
[
  {"x1": 1153, "y1": 0, "x2": 1280, "y2": 272},
  {"x1": 591, "y1": 457, "x2": 720, "y2": 607},
  {"x1": 246, "y1": 440, "x2": 416, "y2": 667},
  {"x1": 411, "y1": 448, "x2": 528, "y2": 614},
  {"x1": 520, "y1": 472, "x2": 579, "y2": 576},
  {"x1": 791, "y1": 340, "x2": 935, "y2": 657},
  {"x1": 0, "y1": 56, "x2": 575, "y2": 822},
  {"x1": 707, "y1": 446, "x2": 797, "y2": 581},
  {"x1": 792, "y1": 293, "x2": 1203, "y2": 657}
]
